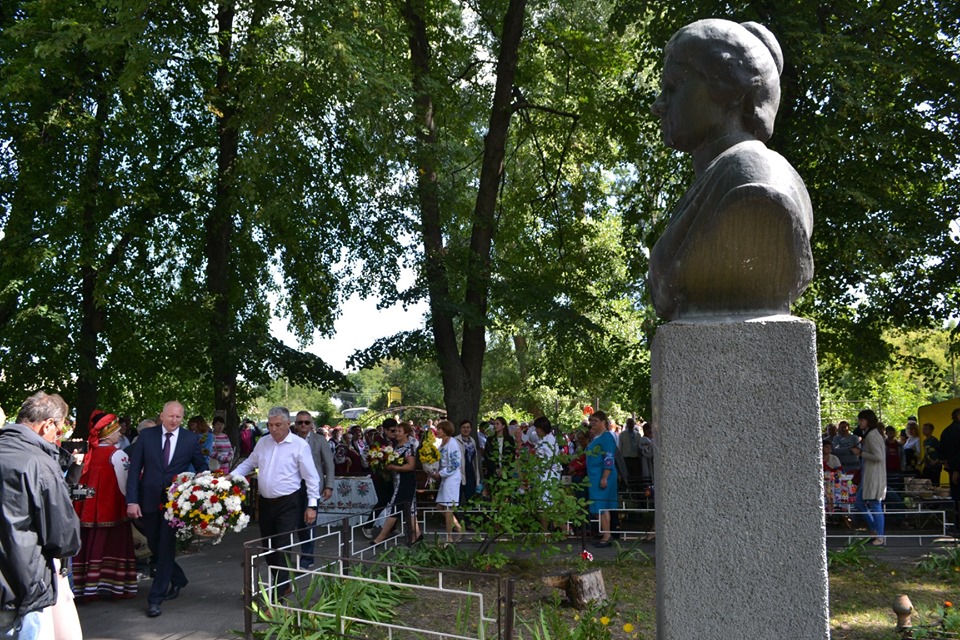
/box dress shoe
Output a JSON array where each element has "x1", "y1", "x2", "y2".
[
  {"x1": 592, "y1": 539, "x2": 612, "y2": 548},
  {"x1": 147, "y1": 603, "x2": 162, "y2": 617},
  {"x1": 165, "y1": 584, "x2": 183, "y2": 600}
]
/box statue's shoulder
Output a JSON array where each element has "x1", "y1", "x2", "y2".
[
  {"x1": 709, "y1": 141, "x2": 812, "y2": 232},
  {"x1": 710, "y1": 141, "x2": 803, "y2": 188}
]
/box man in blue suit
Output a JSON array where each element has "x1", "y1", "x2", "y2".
[{"x1": 126, "y1": 400, "x2": 207, "y2": 618}]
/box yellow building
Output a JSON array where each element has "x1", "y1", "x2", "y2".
[{"x1": 917, "y1": 397, "x2": 960, "y2": 485}]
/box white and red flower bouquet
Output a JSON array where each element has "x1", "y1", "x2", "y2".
[
  {"x1": 367, "y1": 443, "x2": 402, "y2": 472},
  {"x1": 164, "y1": 471, "x2": 250, "y2": 543}
]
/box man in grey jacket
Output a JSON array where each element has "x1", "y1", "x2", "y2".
[
  {"x1": 619, "y1": 417, "x2": 642, "y2": 482},
  {"x1": 294, "y1": 411, "x2": 334, "y2": 568},
  {"x1": 0, "y1": 392, "x2": 82, "y2": 638}
]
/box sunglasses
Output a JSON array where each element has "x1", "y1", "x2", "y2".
[{"x1": 295, "y1": 420, "x2": 313, "y2": 425}]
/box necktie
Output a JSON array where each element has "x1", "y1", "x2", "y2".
[{"x1": 164, "y1": 432, "x2": 173, "y2": 467}]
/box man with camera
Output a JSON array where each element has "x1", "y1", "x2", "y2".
[{"x1": 0, "y1": 392, "x2": 82, "y2": 638}]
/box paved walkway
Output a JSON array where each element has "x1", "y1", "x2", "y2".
[{"x1": 78, "y1": 528, "x2": 259, "y2": 640}]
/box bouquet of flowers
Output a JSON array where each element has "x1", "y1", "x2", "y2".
[
  {"x1": 164, "y1": 471, "x2": 250, "y2": 544},
  {"x1": 419, "y1": 431, "x2": 441, "y2": 487},
  {"x1": 367, "y1": 443, "x2": 402, "y2": 472}
]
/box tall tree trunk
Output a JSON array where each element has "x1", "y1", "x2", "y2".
[
  {"x1": 208, "y1": 1, "x2": 240, "y2": 437},
  {"x1": 404, "y1": 0, "x2": 527, "y2": 427},
  {"x1": 75, "y1": 91, "x2": 110, "y2": 438},
  {"x1": 511, "y1": 333, "x2": 542, "y2": 415},
  {"x1": 512, "y1": 333, "x2": 529, "y2": 380}
]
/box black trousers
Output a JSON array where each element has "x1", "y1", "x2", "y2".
[
  {"x1": 258, "y1": 492, "x2": 302, "y2": 588},
  {"x1": 142, "y1": 511, "x2": 187, "y2": 605}
]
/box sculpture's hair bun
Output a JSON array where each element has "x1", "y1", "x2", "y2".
[{"x1": 741, "y1": 21, "x2": 783, "y2": 76}]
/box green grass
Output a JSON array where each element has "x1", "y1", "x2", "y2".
[
  {"x1": 826, "y1": 552, "x2": 960, "y2": 640},
  {"x1": 244, "y1": 542, "x2": 960, "y2": 639},
  {"x1": 510, "y1": 547, "x2": 960, "y2": 640}
]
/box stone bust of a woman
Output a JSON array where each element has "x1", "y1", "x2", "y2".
[{"x1": 647, "y1": 19, "x2": 813, "y2": 321}]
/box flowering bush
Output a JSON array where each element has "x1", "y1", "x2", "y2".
[
  {"x1": 418, "y1": 431, "x2": 440, "y2": 465},
  {"x1": 521, "y1": 599, "x2": 625, "y2": 640},
  {"x1": 164, "y1": 471, "x2": 250, "y2": 543},
  {"x1": 367, "y1": 443, "x2": 402, "y2": 472}
]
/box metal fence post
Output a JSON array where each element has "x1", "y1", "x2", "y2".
[
  {"x1": 341, "y1": 516, "x2": 352, "y2": 573},
  {"x1": 503, "y1": 578, "x2": 516, "y2": 639},
  {"x1": 243, "y1": 540, "x2": 254, "y2": 640}
]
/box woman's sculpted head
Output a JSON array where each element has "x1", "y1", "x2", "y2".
[{"x1": 655, "y1": 20, "x2": 783, "y2": 146}]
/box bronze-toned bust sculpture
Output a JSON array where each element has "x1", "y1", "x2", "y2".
[{"x1": 647, "y1": 19, "x2": 813, "y2": 320}]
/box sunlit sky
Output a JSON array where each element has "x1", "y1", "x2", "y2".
[{"x1": 270, "y1": 292, "x2": 428, "y2": 372}]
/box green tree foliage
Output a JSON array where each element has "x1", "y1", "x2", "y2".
[
  {"x1": 346, "y1": 0, "x2": 658, "y2": 424},
  {"x1": 470, "y1": 442, "x2": 587, "y2": 555},
  {"x1": 821, "y1": 326, "x2": 960, "y2": 427},
  {"x1": 0, "y1": 0, "x2": 214, "y2": 427},
  {"x1": 248, "y1": 378, "x2": 338, "y2": 425},
  {"x1": 345, "y1": 358, "x2": 444, "y2": 412},
  {"x1": 0, "y1": 0, "x2": 395, "y2": 429},
  {"x1": 3, "y1": 0, "x2": 956, "y2": 431}
]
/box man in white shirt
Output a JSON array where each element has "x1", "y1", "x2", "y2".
[{"x1": 232, "y1": 406, "x2": 321, "y2": 595}]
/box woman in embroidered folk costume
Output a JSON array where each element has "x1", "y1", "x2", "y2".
[
  {"x1": 430, "y1": 420, "x2": 463, "y2": 542},
  {"x1": 72, "y1": 411, "x2": 138, "y2": 600}
]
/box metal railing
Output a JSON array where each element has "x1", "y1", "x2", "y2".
[
  {"x1": 241, "y1": 507, "x2": 513, "y2": 640},
  {"x1": 590, "y1": 506, "x2": 955, "y2": 545}
]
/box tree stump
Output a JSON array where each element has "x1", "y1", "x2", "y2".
[{"x1": 541, "y1": 569, "x2": 606, "y2": 609}]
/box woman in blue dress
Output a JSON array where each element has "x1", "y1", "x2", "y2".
[{"x1": 586, "y1": 411, "x2": 618, "y2": 547}]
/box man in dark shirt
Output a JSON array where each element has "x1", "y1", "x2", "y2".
[
  {"x1": 938, "y1": 408, "x2": 960, "y2": 531},
  {"x1": 920, "y1": 422, "x2": 943, "y2": 485},
  {"x1": 0, "y1": 392, "x2": 82, "y2": 636}
]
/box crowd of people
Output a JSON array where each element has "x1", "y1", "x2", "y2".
[
  {"x1": 7, "y1": 387, "x2": 959, "y2": 638},
  {"x1": 822, "y1": 407, "x2": 960, "y2": 546},
  {"x1": 308, "y1": 411, "x2": 655, "y2": 546},
  {"x1": 0, "y1": 393, "x2": 661, "y2": 636}
]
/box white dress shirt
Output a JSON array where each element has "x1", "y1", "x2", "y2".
[{"x1": 232, "y1": 431, "x2": 321, "y2": 506}]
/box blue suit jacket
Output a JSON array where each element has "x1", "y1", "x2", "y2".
[{"x1": 126, "y1": 427, "x2": 209, "y2": 513}]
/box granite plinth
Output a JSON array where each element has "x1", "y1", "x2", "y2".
[{"x1": 652, "y1": 316, "x2": 829, "y2": 640}]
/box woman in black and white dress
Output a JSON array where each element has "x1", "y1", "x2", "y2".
[{"x1": 372, "y1": 422, "x2": 421, "y2": 545}]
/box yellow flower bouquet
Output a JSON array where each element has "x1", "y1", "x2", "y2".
[
  {"x1": 419, "y1": 430, "x2": 440, "y2": 465},
  {"x1": 419, "y1": 430, "x2": 441, "y2": 487}
]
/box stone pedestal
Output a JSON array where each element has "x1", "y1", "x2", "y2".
[{"x1": 652, "y1": 316, "x2": 829, "y2": 640}]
